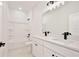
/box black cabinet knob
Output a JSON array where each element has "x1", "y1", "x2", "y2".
[
  {"x1": 35, "y1": 44, "x2": 38, "y2": 46},
  {"x1": 52, "y1": 54, "x2": 54, "y2": 56}
]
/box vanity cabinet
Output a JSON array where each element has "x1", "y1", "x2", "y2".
[
  {"x1": 43, "y1": 47, "x2": 53, "y2": 57},
  {"x1": 43, "y1": 40, "x2": 63, "y2": 57},
  {"x1": 32, "y1": 37, "x2": 44, "y2": 57},
  {"x1": 44, "y1": 40, "x2": 79, "y2": 57},
  {"x1": 32, "y1": 37, "x2": 63, "y2": 57},
  {"x1": 43, "y1": 46, "x2": 62, "y2": 57},
  {"x1": 32, "y1": 42, "x2": 44, "y2": 57},
  {"x1": 32, "y1": 36, "x2": 79, "y2": 57}
]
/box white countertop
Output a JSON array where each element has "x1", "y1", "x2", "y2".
[{"x1": 32, "y1": 35, "x2": 79, "y2": 52}]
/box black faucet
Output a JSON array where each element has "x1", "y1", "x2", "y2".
[
  {"x1": 43, "y1": 31, "x2": 50, "y2": 36},
  {"x1": 62, "y1": 32, "x2": 71, "y2": 40}
]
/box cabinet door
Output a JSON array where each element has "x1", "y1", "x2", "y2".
[
  {"x1": 44, "y1": 47, "x2": 54, "y2": 57},
  {"x1": 32, "y1": 42, "x2": 44, "y2": 57},
  {"x1": 44, "y1": 47, "x2": 63, "y2": 57}
]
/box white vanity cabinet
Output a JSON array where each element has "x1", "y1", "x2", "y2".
[
  {"x1": 43, "y1": 47, "x2": 53, "y2": 57},
  {"x1": 32, "y1": 37, "x2": 44, "y2": 57},
  {"x1": 44, "y1": 41, "x2": 65, "y2": 57},
  {"x1": 32, "y1": 36, "x2": 79, "y2": 57},
  {"x1": 43, "y1": 47, "x2": 62, "y2": 57},
  {"x1": 43, "y1": 41, "x2": 63, "y2": 57},
  {"x1": 32, "y1": 42, "x2": 44, "y2": 57},
  {"x1": 32, "y1": 37, "x2": 63, "y2": 57},
  {"x1": 44, "y1": 40, "x2": 79, "y2": 57}
]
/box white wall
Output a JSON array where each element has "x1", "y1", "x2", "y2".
[
  {"x1": 1, "y1": 2, "x2": 11, "y2": 56},
  {"x1": 31, "y1": 1, "x2": 47, "y2": 36},
  {"x1": 9, "y1": 9, "x2": 28, "y2": 23},
  {"x1": 2, "y1": 2, "x2": 10, "y2": 42},
  {"x1": 0, "y1": 2, "x2": 3, "y2": 57},
  {"x1": 69, "y1": 12, "x2": 79, "y2": 41},
  {"x1": 0, "y1": 2, "x2": 10, "y2": 56},
  {"x1": 0, "y1": 3, "x2": 2, "y2": 41}
]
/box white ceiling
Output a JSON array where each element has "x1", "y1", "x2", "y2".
[{"x1": 7, "y1": 1, "x2": 41, "y2": 12}]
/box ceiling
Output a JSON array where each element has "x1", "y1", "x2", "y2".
[{"x1": 6, "y1": 1, "x2": 41, "y2": 12}]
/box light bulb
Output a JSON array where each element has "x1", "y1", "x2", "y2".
[
  {"x1": 48, "y1": 4, "x2": 52, "y2": 10},
  {"x1": 53, "y1": 3, "x2": 56, "y2": 9},
  {"x1": 49, "y1": 6, "x2": 52, "y2": 10},
  {"x1": 61, "y1": 1, "x2": 64, "y2": 5},
  {"x1": 18, "y1": 7, "x2": 22, "y2": 10}
]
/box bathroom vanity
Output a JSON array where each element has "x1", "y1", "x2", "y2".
[
  {"x1": 31, "y1": 35, "x2": 79, "y2": 57},
  {"x1": 31, "y1": 1, "x2": 79, "y2": 57}
]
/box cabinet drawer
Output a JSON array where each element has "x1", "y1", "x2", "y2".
[
  {"x1": 44, "y1": 47, "x2": 63, "y2": 57},
  {"x1": 44, "y1": 41, "x2": 79, "y2": 57},
  {"x1": 32, "y1": 41, "x2": 44, "y2": 57},
  {"x1": 44, "y1": 47, "x2": 54, "y2": 57}
]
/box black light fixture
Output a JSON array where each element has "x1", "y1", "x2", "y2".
[
  {"x1": 50, "y1": 1, "x2": 54, "y2": 4},
  {"x1": 47, "y1": 1, "x2": 54, "y2": 6},
  {"x1": 46, "y1": 1, "x2": 65, "y2": 10}
]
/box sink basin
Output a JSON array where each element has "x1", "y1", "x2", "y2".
[
  {"x1": 41, "y1": 36, "x2": 76, "y2": 45},
  {"x1": 33, "y1": 35, "x2": 79, "y2": 51},
  {"x1": 33, "y1": 35, "x2": 78, "y2": 47},
  {"x1": 42, "y1": 36, "x2": 56, "y2": 40}
]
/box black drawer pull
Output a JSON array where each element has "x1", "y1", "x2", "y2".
[
  {"x1": 52, "y1": 54, "x2": 54, "y2": 56},
  {"x1": 35, "y1": 44, "x2": 38, "y2": 46}
]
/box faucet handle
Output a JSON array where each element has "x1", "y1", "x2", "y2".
[
  {"x1": 43, "y1": 31, "x2": 51, "y2": 34},
  {"x1": 69, "y1": 32, "x2": 72, "y2": 35},
  {"x1": 66, "y1": 32, "x2": 72, "y2": 35},
  {"x1": 62, "y1": 32, "x2": 72, "y2": 35},
  {"x1": 47, "y1": 31, "x2": 50, "y2": 33},
  {"x1": 62, "y1": 32, "x2": 72, "y2": 40}
]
